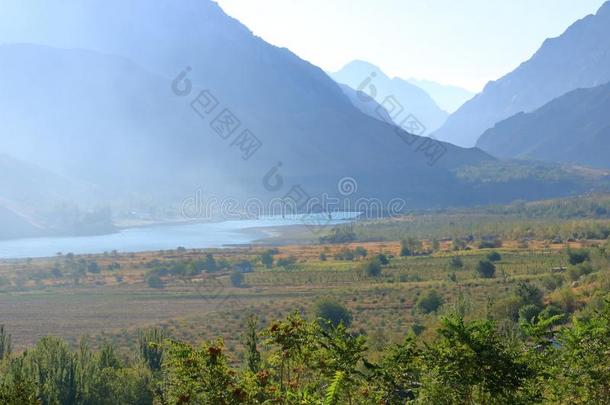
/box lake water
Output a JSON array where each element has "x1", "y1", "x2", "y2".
[{"x1": 0, "y1": 213, "x2": 360, "y2": 259}]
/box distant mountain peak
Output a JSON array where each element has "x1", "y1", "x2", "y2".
[{"x1": 330, "y1": 60, "x2": 448, "y2": 132}]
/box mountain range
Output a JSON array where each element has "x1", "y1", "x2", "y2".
[
  {"x1": 433, "y1": 1, "x2": 610, "y2": 147},
  {"x1": 477, "y1": 82, "x2": 610, "y2": 168},
  {"x1": 1, "y1": 0, "x2": 609, "y2": 239}
]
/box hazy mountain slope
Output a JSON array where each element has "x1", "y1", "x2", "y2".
[
  {"x1": 407, "y1": 78, "x2": 474, "y2": 113},
  {"x1": 477, "y1": 82, "x2": 610, "y2": 168},
  {"x1": 0, "y1": 2, "x2": 489, "y2": 204},
  {"x1": 0, "y1": 0, "x2": 606, "y2": 223},
  {"x1": 433, "y1": 1, "x2": 610, "y2": 147},
  {"x1": 330, "y1": 60, "x2": 449, "y2": 133},
  {"x1": 336, "y1": 84, "x2": 394, "y2": 124}
]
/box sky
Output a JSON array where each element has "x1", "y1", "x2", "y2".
[{"x1": 216, "y1": 0, "x2": 607, "y2": 92}]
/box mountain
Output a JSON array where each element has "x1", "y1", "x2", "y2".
[
  {"x1": 0, "y1": 2, "x2": 488, "y2": 207},
  {"x1": 335, "y1": 83, "x2": 394, "y2": 124},
  {"x1": 477, "y1": 82, "x2": 610, "y2": 168},
  {"x1": 330, "y1": 60, "x2": 449, "y2": 133},
  {"x1": 0, "y1": 0, "x2": 608, "y2": 233},
  {"x1": 433, "y1": 1, "x2": 610, "y2": 147},
  {"x1": 406, "y1": 78, "x2": 474, "y2": 113}
]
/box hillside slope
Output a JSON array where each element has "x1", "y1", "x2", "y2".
[
  {"x1": 433, "y1": 1, "x2": 610, "y2": 147},
  {"x1": 477, "y1": 82, "x2": 610, "y2": 168}
]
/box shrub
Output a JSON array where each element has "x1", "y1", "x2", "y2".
[
  {"x1": 276, "y1": 256, "x2": 297, "y2": 268},
  {"x1": 87, "y1": 261, "x2": 101, "y2": 274},
  {"x1": 203, "y1": 254, "x2": 218, "y2": 273},
  {"x1": 541, "y1": 274, "x2": 564, "y2": 291},
  {"x1": 261, "y1": 251, "x2": 274, "y2": 268},
  {"x1": 362, "y1": 258, "x2": 382, "y2": 278},
  {"x1": 354, "y1": 246, "x2": 368, "y2": 258},
  {"x1": 518, "y1": 304, "x2": 541, "y2": 324},
  {"x1": 319, "y1": 226, "x2": 356, "y2": 244},
  {"x1": 416, "y1": 289, "x2": 443, "y2": 314},
  {"x1": 146, "y1": 274, "x2": 164, "y2": 289},
  {"x1": 230, "y1": 271, "x2": 244, "y2": 287},
  {"x1": 487, "y1": 251, "x2": 502, "y2": 262},
  {"x1": 448, "y1": 256, "x2": 464, "y2": 269},
  {"x1": 476, "y1": 260, "x2": 496, "y2": 278},
  {"x1": 314, "y1": 299, "x2": 352, "y2": 329},
  {"x1": 376, "y1": 253, "x2": 390, "y2": 265},
  {"x1": 567, "y1": 248, "x2": 590, "y2": 265},
  {"x1": 515, "y1": 282, "x2": 544, "y2": 308},
  {"x1": 479, "y1": 239, "x2": 502, "y2": 249}
]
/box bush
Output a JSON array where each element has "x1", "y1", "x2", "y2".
[
  {"x1": 146, "y1": 274, "x2": 164, "y2": 289},
  {"x1": 539, "y1": 305, "x2": 564, "y2": 323},
  {"x1": 476, "y1": 260, "x2": 496, "y2": 278},
  {"x1": 314, "y1": 299, "x2": 352, "y2": 329},
  {"x1": 376, "y1": 253, "x2": 390, "y2": 265},
  {"x1": 567, "y1": 248, "x2": 590, "y2": 265},
  {"x1": 319, "y1": 226, "x2": 356, "y2": 244},
  {"x1": 448, "y1": 256, "x2": 464, "y2": 269},
  {"x1": 487, "y1": 251, "x2": 502, "y2": 262},
  {"x1": 354, "y1": 246, "x2": 368, "y2": 258},
  {"x1": 230, "y1": 271, "x2": 244, "y2": 287},
  {"x1": 276, "y1": 256, "x2": 297, "y2": 268},
  {"x1": 87, "y1": 261, "x2": 101, "y2": 274},
  {"x1": 362, "y1": 258, "x2": 382, "y2": 277},
  {"x1": 334, "y1": 248, "x2": 355, "y2": 261},
  {"x1": 261, "y1": 251, "x2": 274, "y2": 268},
  {"x1": 203, "y1": 254, "x2": 218, "y2": 273},
  {"x1": 479, "y1": 239, "x2": 502, "y2": 249},
  {"x1": 541, "y1": 274, "x2": 564, "y2": 291},
  {"x1": 518, "y1": 304, "x2": 541, "y2": 324},
  {"x1": 416, "y1": 289, "x2": 443, "y2": 314}
]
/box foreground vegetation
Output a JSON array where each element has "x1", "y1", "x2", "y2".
[
  {"x1": 2, "y1": 196, "x2": 610, "y2": 403},
  {"x1": 3, "y1": 297, "x2": 610, "y2": 404}
]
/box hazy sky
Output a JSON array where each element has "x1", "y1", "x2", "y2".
[{"x1": 216, "y1": 0, "x2": 607, "y2": 91}]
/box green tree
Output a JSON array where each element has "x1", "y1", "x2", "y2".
[
  {"x1": 362, "y1": 258, "x2": 382, "y2": 278},
  {"x1": 314, "y1": 299, "x2": 352, "y2": 329},
  {"x1": 230, "y1": 271, "x2": 245, "y2": 287},
  {"x1": 260, "y1": 251, "x2": 274, "y2": 268},
  {"x1": 477, "y1": 260, "x2": 496, "y2": 278},
  {"x1": 419, "y1": 315, "x2": 534, "y2": 403},
  {"x1": 416, "y1": 290, "x2": 443, "y2": 314},
  {"x1": 138, "y1": 328, "x2": 166, "y2": 372}
]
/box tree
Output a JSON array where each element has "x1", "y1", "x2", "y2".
[
  {"x1": 477, "y1": 260, "x2": 496, "y2": 278},
  {"x1": 138, "y1": 328, "x2": 166, "y2": 372},
  {"x1": 448, "y1": 256, "x2": 464, "y2": 269},
  {"x1": 362, "y1": 258, "x2": 382, "y2": 277},
  {"x1": 376, "y1": 253, "x2": 390, "y2": 265},
  {"x1": 260, "y1": 251, "x2": 274, "y2": 268},
  {"x1": 400, "y1": 239, "x2": 412, "y2": 257},
  {"x1": 314, "y1": 299, "x2": 352, "y2": 329},
  {"x1": 419, "y1": 315, "x2": 534, "y2": 403},
  {"x1": 203, "y1": 253, "x2": 217, "y2": 273},
  {"x1": 243, "y1": 315, "x2": 261, "y2": 373},
  {"x1": 519, "y1": 304, "x2": 541, "y2": 324},
  {"x1": 416, "y1": 290, "x2": 443, "y2": 314},
  {"x1": 354, "y1": 246, "x2": 368, "y2": 258},
  {"x1": 567, "y1": 248, "x2": 590, "y2": 265},
  {"x1": 230, "y1": 271, "x2": 244, "y2": 287},
  {"x1": 487, "y1": 251, "x2": 502, "y2": 262},
  {"x1": 87, "y1": 261, "x2": 101, "y2": 274},
  {"x1": 146, "y1": 274, "x2": 164, "y2": 289},
  {"x1": 0, "y1": 324, "x2": 11, "y2": 360}
]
